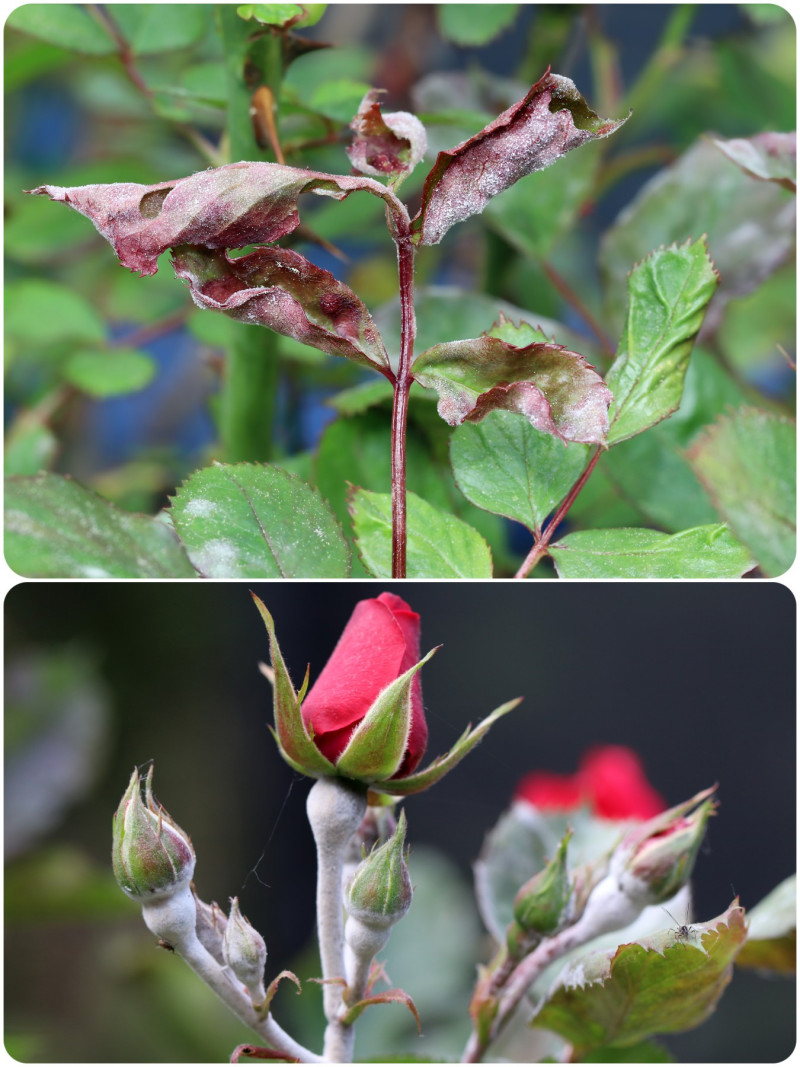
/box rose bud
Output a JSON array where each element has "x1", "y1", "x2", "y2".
[
  {"x1": 112, "y1": 766, "x2": 195, "y2": 903},
  {"x1": 507, "y1": 828, "x2": 573, "y2": 956},
  {"x1": 615, "y1": 785, "x2": 717, "y2": 905},
  {"x1": 223, "y1": 897, "x2": 267, "y2": 1007},
  {"x1": 253, "y1": 593, "x2": 522, "y2": 795}
]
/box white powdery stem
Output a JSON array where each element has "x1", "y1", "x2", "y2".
[
  {"x1": 344, "y1": 917, "x2": 392, "y2": 1005},
  {"x1": 307, "y1": 778, "x2": 368, "y2": 1062},
  {"x1": 142, "y1": 885, "x2": 322, "y2": 1063}
]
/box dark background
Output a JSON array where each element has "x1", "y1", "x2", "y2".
[{"x1": 5, "y1": 580, "x2": 796, "y2": 1060}]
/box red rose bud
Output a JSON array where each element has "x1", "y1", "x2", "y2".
[
  {"x1": 508, "y1": 829, "x2": 573, "y2": 955},
  {"x1": 615, "y1": 786, "x2": 717, "y2": 905},
  {"x1": 112, "y1": 766, "x2": 195, "y2": 902},
  {"x1": 514, "y1": 745, "x2": 665, "y2": 820},
  {"x1": 302, "y1": 593, "x2": 428, "y2": 777}
]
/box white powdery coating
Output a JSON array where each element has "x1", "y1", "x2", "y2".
[
  {"x1": 194, "y1": 538, "x2": 240, "y2": 577},
  {"x1": 78, "y1": 564, "x2": 113, "y2": 578},
  {"x1": 181, "y1": 498, "x2": 217, "y2": 519}
]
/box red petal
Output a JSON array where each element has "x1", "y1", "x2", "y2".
[{"x1": 579, "y1": 745, "x2": 665, "y2": 820}]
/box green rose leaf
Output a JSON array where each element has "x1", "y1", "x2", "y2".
[
  {"x1": 63, "y1": 347, "x2": 157, "y2": 397},
  {"x1": 736, "y1": 874, "x2": 796, "y2": 975},
  {"x1": 171, "y1": 463, "x2": 350, "y2": 578},
  {"x1": 6, "y1": 279, "x2": 106, "y2": 346},
  {"x1": 350, "y1": 487, "x2": 493, "y2": 578},
  {"x1": 605, "y1": 239, "x2": 719, "y2": 446},
  {"x1": 437, "y1": 4, "x2": 520, "y2": 46},
  {"x1": 450, "y1": 409, "x2": 591, "y2": 532},
  {"x1": 412, "y1": 320, "x2": 611, "y2": 445},
  {"x1": 5, "y1": 473, "x2": 196, "y2": 578},
  {"x1": 109, "y1": 5, "x2": 210, "y2": 55},
  {"x1": 7, "y1": 4, "x2": 117, "y2": 54},
  {"x1": 4, "y1": 420, "x2": 59, "y2": 477},
  {"x1": 549, "y1": 525, "x2": 754, "y2": 579},
  {"x1": 531, "y1": 903, "x2": 748, "y2": 1055},
  {"x1": 686, "y1": 408, "x2": 796, "y2": 578}
]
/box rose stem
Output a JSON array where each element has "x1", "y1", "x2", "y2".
[
  {"x1": 391, "y1": 225, "x2": 417, "y2": 579},
  {"x1": 514, "y1": 445, "x2": 603, "y2": 578},
  {"x1": 307, "y1": 779, "x2": 368, "y2": 1062}
]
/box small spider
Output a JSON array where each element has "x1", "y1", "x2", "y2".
[{"x1": 662, "y1": 907, "x2": 695, "y2": 945}]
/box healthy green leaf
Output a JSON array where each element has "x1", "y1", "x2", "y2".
[
  {"x1": 63, "y1": 347, "x2": 157, "y2": 397},
  {"x1": 6, "y1": 4, "x2": 117, "y2": 54},
  {"x1": 437, "y1": 4, "x2": 520, "y2": 46},
  {"x1": 600, "y1": 138, "x2": 795, "y2": 336},
  {"x1": 531, "y1": 903, "x2": 748, "y2": 1054},
  {"x1": 579, "y1": 1039, "x2": 674, "y2": 1062},
  {"x1": 736, "y1": 875, "x2": 796, "y2": 975},
  {"x1": 171, "y1": 463, "x2": 350, "y2": 578},
  {"x1": 450, "y1": 409, "x2": 591, "y2": 531},
  {"x1": 5, "y1": 473, "x2": 196, "y2": 578},
  {"x1": 109, "y1": 5, "x2": 210, "y2": 55},
  {"x1": 350, "y1": 487, "x2": 493, "y2": 578},
  {"x1": 549, "y1": 525, "x2": 754, "y2": 579},
  {"x1": 605, "y1": 239, "x2": 719, "y2": 445},
  {"x1": 5, "y1": 279, "x2": 106, "y2": 346},
  {"x1": 686, "y1": 409, "x2": 796, "y2": 577},
  {"x1": 4, "y1": 419, "x2": 58, "y2": 477}
]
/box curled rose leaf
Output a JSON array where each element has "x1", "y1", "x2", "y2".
[
  {"x1": 28, "y1": 161, "x2": 401, "y2": 276},
  {"x1": 346, "y1": 89, "x2": 427, "y2": 181},
  {"x1": 171, "y1": 245, "x2": 391, "y2": 373},
  {"x1": 411, "y1": 69, "x2": 628, "y2": 246},
  {"x1": 711, "y1": 132, "x2": 796, "y2": 193},
  {"x1": 411, "y1": 336, "x2": 612, "y2": 445}
]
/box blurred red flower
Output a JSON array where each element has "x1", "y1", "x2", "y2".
[{"x1": 515, "y1": 745, "x2": 665, "y2": 820}]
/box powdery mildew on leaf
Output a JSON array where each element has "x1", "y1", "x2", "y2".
[
  {"x1": 411, "y1": 69, "x2": 628, "y2": 246},
  {"x1": 29, "y1": 162, "x2": 397, "y2": 276},
  {"x1": 711, "y1": 131, "x2": 796, "y2": 193},
  {"x1": 171, "y1": 245, "x2": 391, "y2": 373},
  {"x1": 411, "y1": 337, "x2": 612, "y2": 445}
]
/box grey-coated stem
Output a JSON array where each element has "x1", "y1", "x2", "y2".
[{"x1": 306, "y1": 778, "x2": 368, "y2": 1062}]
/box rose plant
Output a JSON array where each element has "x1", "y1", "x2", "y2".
[
  {"x1": 5, "y1": 5, "x2": 795, "y2": 579},
  {"x1": 109, "y1": 592, "x2": 795, "y2": 1063}
]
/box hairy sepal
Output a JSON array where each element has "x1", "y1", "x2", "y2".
[{"x1": 411, "y1": 69, "x2": 628, "y2": 246}]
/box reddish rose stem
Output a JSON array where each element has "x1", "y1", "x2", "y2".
[
  {"x1": 391, "y1": 229, "x2": 417, "y2": 579},
  {"x1": 514, "y1": 445, "x2": 603, "y2": 578}
]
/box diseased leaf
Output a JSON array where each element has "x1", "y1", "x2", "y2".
[
  {"x1": 712, "y1": 132, "x2": 796, "y2": 193},
  {"x1": 347, "y1": 90, "x2": 427, "y2": 181},
  {"x1": 5, "y1": 473, "x2": 196, "y2": 578},
  {"x1": 737, "y1": 874, "x2": 796, "y2": 975},
  {"x1": 412, "y1": 320, "x2": 611, "y2": 444},
  {"x1": 686, "y1": 408, "x2": 796, "y2": 578},
  {"x1": 171, "y1": 463, "x2": 350, "y2": 578},
  {"x1": 605, "y1": 239, "x2": 719, "y2": 445},
  {"x1": 28, "y1": 161, "x2": 400, "y2": 278},
  {"x1": 549, "y1": 525, "x2": 754, "y2": 579},
  {"x1": 600, "y1": 138, "x2": 795, "y2": 336},
  {"x1": 351, "y1": 487, "x2": 493, "y2": 578},
  {"x1": 531, "y1": 903, "x2": 748, "y2": 1054},
  {"x1": 450, "y1": 409, "x2": 591, "y2": 531},
  {"x1": 172, "y1": 245, "x2": 390, "y2": 372},
  {"x1": 411, "y1": 69, "x2": 627, "y2": 246}
]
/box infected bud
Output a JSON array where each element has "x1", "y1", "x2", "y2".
[
  {"x1": 194, "y1": 889, "x2": 229, "y2": 966},
  {"x1": 346, "y1": 809, "x2": 412, "y2": 930},
  {"x1": 112, "y1": 767, "x2": 195, "y2": 903}
]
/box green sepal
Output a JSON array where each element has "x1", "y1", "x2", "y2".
[
  {"x1": 251, "y1": 594, "x2": 336, "y2": 778},
  {"x1": 373, "y1": 698, "x2": 522, "y2": 796},
  {"x1": 512, "y1": 827, "x2": 573, "y2": 941},
  {"x1": 335, "y1": 647, "x2": 439, "y2": 782}
]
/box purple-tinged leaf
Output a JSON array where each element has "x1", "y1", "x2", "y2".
[
  {"x1": 172, "y1": 245, "x2": 391, "y2": 373},
  {"x1": 347, "y1": 90, "x2": 427, "y2": 181},
  {"x1": 411, "y1": 334, "x2": 611, "y2": 445},
  {"x1": 712, "y1": 132, "x2": 796, "y2": 193},
  {"x1": 28, "y1": 161, "x2": 399, "y2": 277},
  {"x1": 339, "y1": 987, "x2": 422, "y2": 1032},
  {"x1": 411, "y1": 69, "x2": 628, "y2": 246}
]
